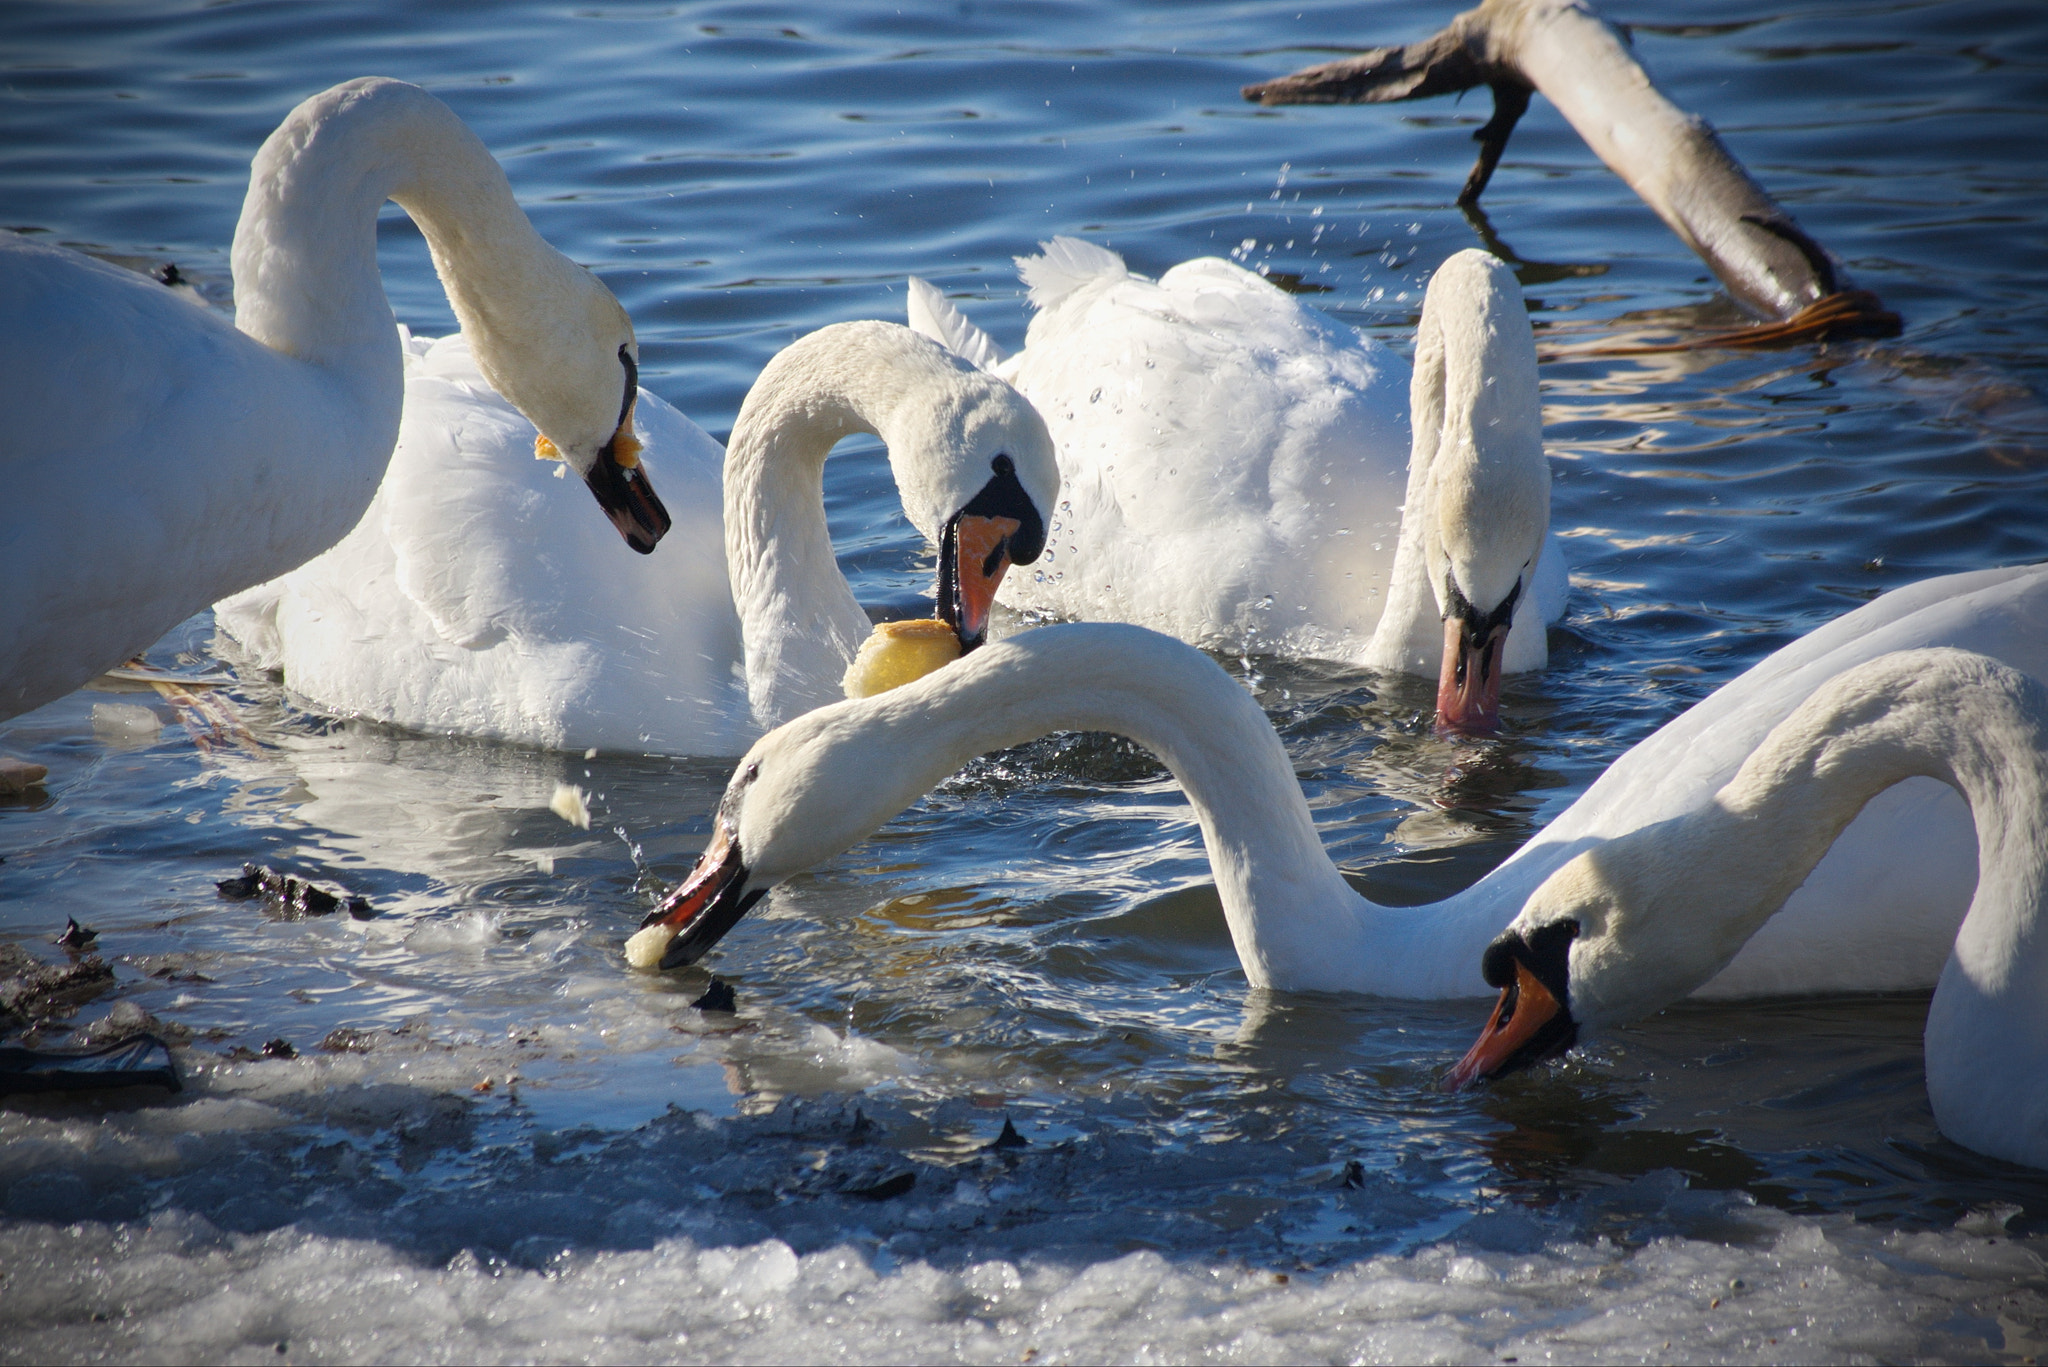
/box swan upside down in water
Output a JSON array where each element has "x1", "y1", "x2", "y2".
[
  {"x1": 909, "y1": 243, "x2": 1566, "y2": 731},
  {"x1": 1451, "y1": 647, "x2": 2048, "y2": 1172},
  {"x1": 217, "y1": 321, "x2": 1057, "y2": 755},
  {"x1": 626, "y1": 562, "x2": 2048, "y2": 999},
  {"x1": 0, "y1": 77, "x2": 666, "y2": 724}
]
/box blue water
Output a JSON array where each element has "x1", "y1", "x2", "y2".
[{"x1": 4, "y1": 1, "x2": 2048, "y2": 1360}]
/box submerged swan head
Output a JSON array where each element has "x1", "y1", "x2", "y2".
[{"x1": 1412, "y1": 250, "x2": 1549, "y2": 732}]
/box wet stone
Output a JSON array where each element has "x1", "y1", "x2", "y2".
[
  {"x1": 0, "y1": 944, "x2": 116, "y2": 1027},
  {"x1": 317, "y1": 1028, "x2": 375, "y2": 1054},
  {"x1": 215, "y1": 863, "x2": 374, "y2": 920},
  {"x1": 845, "y1": 1171, "x2": 917, "y2": 1201},
  {"x1": 692, "y1": 978, "x2": 737, "y2": 1013}
]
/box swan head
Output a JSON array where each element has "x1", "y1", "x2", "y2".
[
  {"x1": 1414, "y1": 249, "x2": 1548, "y2": 733},
  {"x1": 457, "y1": 260, "x2": 672, "y2": 554},
  {"x1": 1443, "y1": 819, "x2": 1762, "y2": 1089},
  {"x1": 623, "y1": 691, "x2": 941, "y2": 971},
  {"x1": 899, "y1": 366, "x2": 1057, "y2": 652}
]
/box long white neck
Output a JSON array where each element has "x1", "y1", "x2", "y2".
[
  {"x1": 1555, "y1": 649, "x2": 2048, "y2": 1167},
  {"x1": 831, "y1": 625, "x2": 1515, "y2": 991},
  {"x1": 723, "y1": 321, "x2": 984, "y2": 727},
  {"x1": 230, "y1": 79, "x2": 607, "y2": 442},
  {"x1": 1368, "y1": 251, "x2": 1547, "y2": 672}
]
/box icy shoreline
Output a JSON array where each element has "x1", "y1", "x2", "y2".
[
  {"x1": 2, "y1": 1056, "x2": 2042, "y2": 1365},
  {"x1": 4, "y1": 1203, "x2": 2041, "y2": 1364}
]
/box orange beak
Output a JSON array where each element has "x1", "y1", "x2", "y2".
[
  {"x1": 947, "y1": 513, "x2": 1021, "y2": 649},
  {"x1": 1436, "y1": 613, "x2": 1508, "y2": 734},
  {"x1": 638, "y1": 822, "x2": 761, "y2": 969},
  {"x1": 1441, "y1": 961, "x2": 1564, "y2": 1092}
]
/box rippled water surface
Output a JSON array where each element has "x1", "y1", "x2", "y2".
[{"x1": 4, "y1": 1, "x2": 2048, "y2": 1360}]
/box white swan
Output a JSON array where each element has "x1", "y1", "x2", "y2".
[
  {"x1": 217, "y1": 321, "x2": 1057, "y2": 755},
  {"x1": 0, "y1": 77, "x2": 666, "y2": 724},
  {"x1": 1449, "y1": 647, "x2": 2048, "y2": 1172},
  {"x1": 627, "y1": 562, "x2": 2048, "y2": 996},
  {"x1": 908, "y1": 241, "x2": 1567, "y2": 729}
]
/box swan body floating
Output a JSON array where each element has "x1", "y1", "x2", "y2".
[
  {"x1": 629, "y1": 562, "x2": 2048, "y2": 995},
  {"x1": 909, "y1": 241, "x2": 1566, "y2": 728},
  {"x1": 1453, "y1": 647, "x2": 2048, "y2": 1172},
  {"x1": 0, "y1": 77, "x2": 666, "y2": 724},
  {"x1": 218, "y1": 321, "x2": 1056, "y2": 755}
]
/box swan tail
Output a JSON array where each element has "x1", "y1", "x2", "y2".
[
  {"x1": 212, "y1": 581, "x2": 288, "y2": 670},
  {"x1": 906, "y1": 277, "x2": 1005, "y2": 372},
  {"x1": 1016, "y1": 235, "x2": 1127, "y2": 312}
]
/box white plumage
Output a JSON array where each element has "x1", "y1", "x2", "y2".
[
  {"x1": 220, "y1": 322, "x2": 1058, "y2": 756},
  {"x1": 909, "y1": 242, "x2": 1566, "y2": 690},
  {"x1": 649, "y1": 562, "x2": 2048, "y2": 1007},
  {"x1": 0, "y1": 78, "x2": 653, "y2": 722}
]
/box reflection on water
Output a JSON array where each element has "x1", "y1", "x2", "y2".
[{"x1": 4, "y1": 0, "x2": 2048, "y2": 1357}]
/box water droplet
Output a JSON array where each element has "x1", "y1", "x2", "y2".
[{"x1": 1089, "y1": 388, "x2": 1102, "y2": 404}]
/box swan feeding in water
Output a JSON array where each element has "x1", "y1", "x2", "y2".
[
  {"x1": 0, "y1": 77, "x2": 668, "y2": 725},
  {"x1": 625, "y1": 562, "x2": 2048, "y2": 990},
  {"x1": 217, "y1": 321, "x2": 1056, "y2": 755},
  {"x1": 909, "y1": 242, "x2": 1565, "y2": 730},
  {"x1": 1449, "y1": 646, "x2": 2048, "y2": 1172}
]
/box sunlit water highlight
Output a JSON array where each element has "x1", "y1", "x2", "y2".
[{"x1": 3, "y1": 1, "x2": 2048, "y2": 1360}]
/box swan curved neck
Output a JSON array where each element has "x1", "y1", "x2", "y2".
[
  {"x1": 724, "y1": 321, "x2": 977, "y2": 726},
  {"x1": 1369, "y1": 253, "x2": 1547, "y2": 673},
  {"x1": 230, "y1": 79, "x2": 552, "y2": 376},
  {"x1": 852, "y1": 626, "x2": 1373, "y2": 988},
  {"x1": 1570, "y1": 651, "x2": 2048, "y2": 1028}
]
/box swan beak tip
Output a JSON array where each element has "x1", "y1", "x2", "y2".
[
  {"x1": 946, "y1": 513, "x2": 1023, "y2": 651},
  {"x1": 1436, "y1": 615, "x2": 1508, "y2": 735},
  {"x1": 583, "y1": 428, "x2": 671, "y2": 555},
  {"x1": 1442, "y1": 961, "x2": 1569, "y2": 1092},
  {"x1": 630, "y1": 825, "x2": 759, "y2": 971}
]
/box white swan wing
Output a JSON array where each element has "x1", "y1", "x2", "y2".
[
  {"x1": 1000, "y1": 247, "x2": 1410, "y2": 658},
  {"x1": 905, "y1": 277, "x2": 1005, "y2": 372}
]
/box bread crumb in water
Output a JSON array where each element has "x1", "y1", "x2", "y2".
[
  {"x1": 623, "y1": 921, "x2": 675, "y2": 969},
  {"x1": 843, "y1": 619, "x2": 961, "y2": 699},
  {"x1": 550, "y1": 783, "x2": 591, "y2": 829}
]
